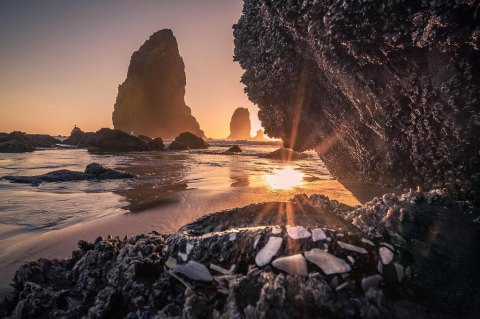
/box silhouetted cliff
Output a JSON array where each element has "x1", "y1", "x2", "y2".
[
  {"x1": 227, "y1": 107, "x2": 251, "y2": 139},
  {"x1": 112, "y1": 29, "x2": 205, "y2": 139}
]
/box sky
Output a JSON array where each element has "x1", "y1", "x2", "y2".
[{"x1": 0, "y1": 0, "x2": 262, "y2": 138}]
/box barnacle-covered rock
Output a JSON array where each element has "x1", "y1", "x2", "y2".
[
  {"x1": 234, "y1": 0, "x2": 480, "y2": 200},
  {"x1": 1, "y1": 194, "x2": 478, "y2": 318}
]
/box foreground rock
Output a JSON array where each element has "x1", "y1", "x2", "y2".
[
  {"x1": 65, "y1": 127, "x2": 164, "y2": 152},
  {"x1": 112, "y1": 29, "x2": 205, "y2": 139},
  {"x1": 174, "y1": 132, "x2": 209, "y2": 149},
  {"x1": 0, "y1": 131, "x2": 60, "y2": 152},
  {"x1": 3, "y1": 163, "x2": 135, "y2": 186},
  {"x1": 226, "y1": 145, "x2": 242, "y2": 153},
  {"x1": 227, "y1": 107, "x2": 251, "y2": 140},
  {"x1": 0, "y1": 140, "x2": 34, "y2": 153},
  {"x1": 1, "y1": 191, "x2": 478, "y2": 318},
  {"x1": 167, "y1": 140, "x2": 189, "y2": 151},
  {"x1": 264, "y1": 147, "x2": 308, "y2": 161},
  {"x1": 234, "y1": 0, "x2": 480, "y2": 200}
]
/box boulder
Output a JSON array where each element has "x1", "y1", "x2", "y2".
[
  {"x1": 226, "y1": 145, "x2": 242, "y2": 153},
  {"x1": 147, "y1": 138, "x2": 165, "y2": 151},
  {"x1": 234, "y1": 0, "x2": 480, "y2": 200},
  {"x1": 167, "y1": 140, "x2": 189, "y2": 151},
  {"x1": 0, "y1": 131, "x2": 60, "y2": 149},
  {"x1": 0, "y1": 140, "x2": 35, "y2": 153},
  {"x1": 3, "y1": 163, "x2": 135, "y2": 186},
  {"x1": 264, "y1": 148, "x2": 308, "y2": 161},
  {"x1": 174, "y1": 132, "x2": 208, "y2": 149},
  {"x1": 112, "y1": 29, "x2": 205, "y2": 139},
  {"x1": 227, "y1": 107, "x2": 251, "y2": 140}
]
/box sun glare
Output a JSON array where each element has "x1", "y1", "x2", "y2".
[{"x1": 265, "y1": 166, "x2": 304, "y2": 190}]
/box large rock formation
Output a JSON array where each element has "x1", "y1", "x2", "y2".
[
  {"x1": 112, "y1": 29, "x2": 205, "y2": 139},
  {"x1": 234, "y1": 0, "x2": 480, "y2": 200},
  {"x1": 227, "y1": 107, "x2": 251, "y2": 139},
  {"x1": 65, "y1": 127, "x2": 164, "y2": 152}
]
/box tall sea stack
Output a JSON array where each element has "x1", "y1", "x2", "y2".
[
  {"x1": 112, "y1": 29, "x2": 205, "y2": 139},
  {"x1": 234, "y1": 0, "x2": 480, "y2": 200},
  {"x1": 228, "y1": 107, "x2": 251, "y2": 139}
]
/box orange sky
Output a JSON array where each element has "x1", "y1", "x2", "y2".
[{"x1": 0, "y1": 0, "x2": 262, "y2": 139}]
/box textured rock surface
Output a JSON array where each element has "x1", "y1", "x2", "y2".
[
  {"x1": 112, "y1": 29, "x2": 205, "y2": 139},
  {"x1": 234, "y1": 0, "x2": 480, "y2": 200},
  {"x1": 3, "y1": 163, "x2": 135, "y2": 185},
  {"x1": 227, "y1": 107, "x2": 251, "y2": 140},
  {"x1": 1, "y1": 194, "x2": 478, "y2": 318}
]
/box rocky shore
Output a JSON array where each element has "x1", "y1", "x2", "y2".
[{"x1": 1, "y1": 190, "x2": 478, "y2": 318}]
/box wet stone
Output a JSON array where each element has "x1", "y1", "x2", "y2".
[
  {"x1": 271, "y1": 254, "x2": 308, "y2": 276},
  {"x1": 338, "y1": 241, "x2": 368, "y2": 254},
  {"x1": 379, "y1": 247, "x2": 394, "y2": 265},
  {"x1": 173, "y1": 261, "x2": 213, "y2": 282},
  {"x1": 255, "y1": 237, "x2": 283, "y2": 267},
  {"x1": 287, "y1": 226, "x2": 311, "y2": 239},
  {"x1": 361, "y1": 275, "x2": 383, "y2": 292},
  {"x1": 312, "y1": 228, "x2": 327, "y2": 241},
  {"x1": 305, "y1": 248, "x2": 351, "y2": 275}
]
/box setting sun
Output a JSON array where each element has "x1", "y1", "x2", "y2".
[{"x1": 265, "y1": 166, "x2": 304, "y2": 190}]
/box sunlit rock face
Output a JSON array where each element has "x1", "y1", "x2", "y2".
[
  {"x1": 234, "y1": 0, "x2": 480, "y2": 200},
  {"x1": 112, "y1": 29, "x2": 205, "y2": 139},
  {"x1": 227, "y1": 107, "x2": 251, "y2": 139}
]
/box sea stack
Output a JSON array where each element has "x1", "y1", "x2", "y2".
[
  {"x1": 227, "y1": 107, "x2": 251, "y2": 140},
  {"x1": 112, "y1": 29, "x2": 205, "y2": 139}
]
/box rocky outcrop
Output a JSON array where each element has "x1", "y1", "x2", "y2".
[
  {"x1": 1, "y1": 192, "x2": 478, "y2": 318},
  {"x1": 112, "y1": 29, "x2": 205, "y2": 139},
  {"x1": 0, "y1": 131, "x2": 60, "y2": 151},
  {"x1": 234, "y1": 0, "x2": 480, "y2": 200},
  {"x1": 264, "y1": 147, "x2": 308, "y2": 161},
  {"x1": 3, "y1": 163, "x2": 135, "y2": 186},
  {"x1": 167, "y1": 140, "x2": 189, "y2": 151},
  {"x1": 65, "y1": 127, "x2": 164, "y2": 152},
  {"x1": 226, "y1": 145, "x2": 242, "y2": 153},
  {"x1": 0, "y1": 140, "x2": 34, "y2": 153},
  {"x1": 227, "y1": 107, "x2": 251, "y2": 140},
  {"x1": 174, "y1": 132, "x2": 209, "y2": 149}
]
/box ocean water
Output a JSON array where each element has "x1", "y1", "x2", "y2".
[{"x1": 0, "y1": 141, "x2": 333, "y2": 236}]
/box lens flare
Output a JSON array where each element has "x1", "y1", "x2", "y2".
[{"x1": 265, "y1": 166, "x2": 304, "y2": 190}]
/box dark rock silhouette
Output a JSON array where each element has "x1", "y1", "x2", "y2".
[
  {"x1": 227, "y1": 107, "x2": 251, "y2": 140},
  {"x1": 0, "y1": 140, "x2": 34, "y2": 153},
  {"x1": 252, "y1": 129, "x2": 264, "y2": 141},
  {"x1": 226, "y1": 145, "x2": 242, "y2": 153},
  {"x1": 167, "y1": 140, "x2": 189, "y2": 151},
  {"x1": 264, "y1": 148, "x2": 308, "y2": 161},
  {"x1": 0, "y1": 131, "x2": 60, "y2": 150},
  {"x1": 174, "y1": 132, "x2": 209, "y2": 149},
  {"x1": 3, "y1": 163, "x2": 135, "y2": 186},
  {"x1": 234, "y1": 0, "x2": 480, "y2": 200},
  {"x1": 112, "y1": 29, "x2": 205, "y2": 139},
  {"x1": 65, "y1": 127, "x2": 164, "y2": 152}
]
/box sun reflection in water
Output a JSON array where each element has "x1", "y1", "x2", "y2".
[{"x1": 265, "y1": 166, "x2": 304, "y2": 190}]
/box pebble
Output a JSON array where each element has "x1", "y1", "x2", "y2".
[
  {"x1": 173, "y1": 261, "x2": 213, "y2": 282},
  {"x1": 361, "y1": 238, "x2": 375, "y2": 246},
  {"x1": 165, "y1": 257, "x2": 177, "y2": 269},
  {"x1": 229, "y1": 233, "x2": 237, "y2": 241},
  {"x1": 178, "y1": 252, "x2": 187, "y2": 261},
  {"x1": 379, "y1": 247, "x2": 394, "y2": 265},
  {"x1": 287, "y1": 226, "x2": 311, "y2": 239},
  {"x1": 272, "y1": 226, "x2": 282, "y2": 234},
  {"x1": 272, "y1": 254, "x2": 308, "y2": 276},
  {"x1": 312, "y1": 228, "x2": 327, "y2": 241},
  {"x1": 338, "y1": 241, "x2": 368, "y2": 254},
  {"x1": 255, "y1": 237, "x2": 283, "y2": 266},
  {"x1": 305, "y1": 248, "x2": 351, "y2": 275}
]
